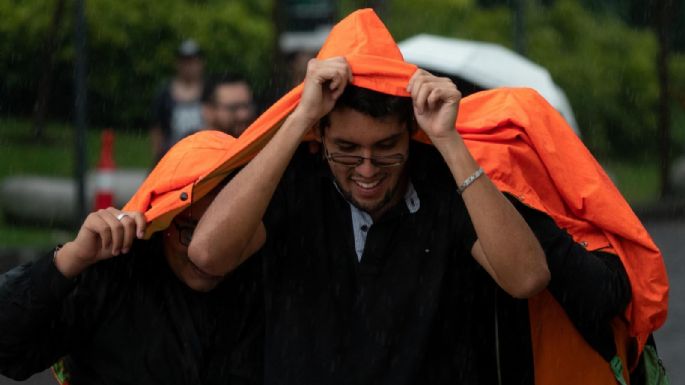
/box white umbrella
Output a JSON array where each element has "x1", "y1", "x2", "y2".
[{"x1": 398, "y1": 34, "x2": 580, "y2": 135}]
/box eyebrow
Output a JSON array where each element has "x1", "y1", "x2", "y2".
[
  {"x1": 330, "y1": 133, "x2": 404, "y2": 147},
  {"x1": 375, "y1": 133, "x2": 403, "y2": 145}
]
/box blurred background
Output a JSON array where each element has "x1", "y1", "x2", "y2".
[{"x1": 0, "y1": 0, "x2": 683, "y2": 383}]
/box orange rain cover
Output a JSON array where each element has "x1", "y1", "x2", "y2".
[{"x1": 124, "y1": 8, "x2": 668, "y2": 382}]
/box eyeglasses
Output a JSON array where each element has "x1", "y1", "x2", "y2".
[
  {"x1": 173, "y1": 199, "x2": 197, "y2": 247},
  {"x1": 214, "y1": 101, "x2": 254, "y2": 114},
  {"x1": 321, "y1": 135, "x2": 406, "y2": 168},
  {"x1": 325, "y1": 153, "x2": 406, "y2": 167},
  {"x1": 173, "y1": 220, "x2": 196, "y2": 247}
]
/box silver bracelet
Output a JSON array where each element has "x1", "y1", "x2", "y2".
[{"x1": 458, "y1": 167, "x2": 485, "y2": 194}]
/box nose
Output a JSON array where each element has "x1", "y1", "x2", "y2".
[
  {"x1": 355, "y1": 152, "x2": 379, "y2": 177},
  {"x1": 237, "y1": 107, "x2": 251, "y2": 121}
]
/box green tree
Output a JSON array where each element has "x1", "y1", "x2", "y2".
[{"x1": 0, "y1": 0, "x2": 273, "y2": 128}]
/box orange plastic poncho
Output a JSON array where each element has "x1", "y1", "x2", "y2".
[{"x1": 124, "y1": 8, "x2": 668, "y2": 384}]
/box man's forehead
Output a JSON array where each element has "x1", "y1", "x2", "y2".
[
  {"x1": 216, "y1": 83, "x2": 251, "y2": 98},
  {"x1": 327, "y1": 108, "x2": 407, "y2": 141}
]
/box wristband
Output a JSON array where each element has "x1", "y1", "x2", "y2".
[{"x1": 458, "y1": 167, "x2": 485, "y2": 194}]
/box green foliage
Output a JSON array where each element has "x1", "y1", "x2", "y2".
[
  {"x1": 0, "y1": 0, "x2": 273, "y2": 128},
  {"x1": 0, "y1": 118, "x2": 152, "y2": 180},
  {"x1": 376, "y1": 0, "x2": 671, "y2": 161},
  {"x1": 605, "y1": 160, "x2": 660, "y2": 204},
  {"x1": 671, "y1": 54, "x2": 685, "y2": 110},
  {"x1": 526, "y1": 0, "x2": 660, "y2": 160}
]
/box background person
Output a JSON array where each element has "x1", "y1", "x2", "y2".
[
  {"x1": 201, "y1": 73, "x2": 256, "y2": 138},
  {"x1": 150, "y1": 39, "x2": 206, "y2": 161}
]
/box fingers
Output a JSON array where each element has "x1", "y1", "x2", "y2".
[
  {"x1": 307, "y1": 57, "x2": 353, "y2": 99},
  {"x1": 130, "y1": 212, "x2": 147, "y2": 239},
  {"x1": 407, "y1": 69, "x2": 461, "y2": 114},
  {"x1": 83, "y1": 212, "x2": 112, "y2": 253},
  {"x1": 118, "y1": 215, "x2": 136, "y2": 254},
  {"x1": 92, "y1": 208, "x2": 144, "y2": 256},
  {"x1": 101, "y1": 208, "x2": 126, "y2": 255},
  {"x1": 119, "y1": 212, "x2": 146, "y2": 253}
]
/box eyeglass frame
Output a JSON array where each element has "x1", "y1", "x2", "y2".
[
  {"x1": 172, "y1": 199, "x2": 198, "y2": 247},
  {"x1": 213, "y1": 101, "x2": 255, "y2": 114},
  {"x1": 319, "y1": 132, "x2": 407, "y2": 168}
]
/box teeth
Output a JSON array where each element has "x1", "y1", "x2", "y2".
[{"x1": 355, "y1": 180, "x2": 381, "y2": 189}]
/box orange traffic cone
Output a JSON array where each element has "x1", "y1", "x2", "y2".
[{"x1": 93, "y1": 129, "x2": 116, "y2": 210}]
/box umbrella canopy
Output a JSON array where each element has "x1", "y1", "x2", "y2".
[{"x1": 398, "y1": 34, "x2": 579, "y2": 135}]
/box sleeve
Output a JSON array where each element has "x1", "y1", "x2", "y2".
[
  {"x1": 0, "y1": 251, "x2": 84, "y2": 380},
  {"x1": 507, "y1": 194, "x2": 631, "y2": 360},
  {"x1": 260, "y1": 146, "x2": 311, "y2": 254},
  {"x1": 262, "y1": 181, "x2": 287, "y2": 244}
]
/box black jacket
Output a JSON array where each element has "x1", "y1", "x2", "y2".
[
  {"x1": 0, "y1": 237, "x2": 263, "y2": 385},
  {"x1": 487, "y1": 196, "x2": 632, "y2": 384},
  {"x1": 259, "y1": 143, "x2": 631, "y2": 385}
]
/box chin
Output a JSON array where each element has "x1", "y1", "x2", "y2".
[
  {"x1": 346, "y1": 185, "x2": 395, "y2": 216},
  {"x1": 184, "y1": 278, "x2": 220, "y2": 292},
  {"x1": 351, "y1": 197, "x2": 385, "y2": 214}
]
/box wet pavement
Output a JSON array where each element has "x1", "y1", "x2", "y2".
[
  {"x1": 649, "y1": 219, "x2": 685, "y2": 381},
  {"x1": 1, "y1": 220, "x2": 683, "y2": 384}
]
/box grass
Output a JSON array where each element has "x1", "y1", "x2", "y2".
[
  {"x1": 0, "y1": 118, "x2": 152, "y2": 247},
  {"x1": 604, "y1": 161, "x2": 660, "y2": 205},
  {"x1": 0, "y1": 118, "x2": 152, "y2": 179}
]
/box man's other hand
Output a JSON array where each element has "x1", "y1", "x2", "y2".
[
  {"x1": 407, "y1": 69, "x2": 462, "y2": 142},
  {"x1": 293, "y1": 57, "x2": 354, "y2": 126},
  {"x1": 54, "y1": 208, "x2": 146, "y2": 278}
]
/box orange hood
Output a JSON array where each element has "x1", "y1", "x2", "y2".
[{"x1": 124, "y1": 8, "x2": 667, "y2": 357}]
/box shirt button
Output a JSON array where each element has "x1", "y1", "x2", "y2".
[{"x1": 361, "y1": 225, "x2": 369, "y2": 232}]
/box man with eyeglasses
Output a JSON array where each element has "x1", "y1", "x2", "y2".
[
  {"x1": 190, "y1": 54, "x2": 550, "y2": 384},
  {"x1": 201, "y1": 73, "x2": 256, "y2": 138}
]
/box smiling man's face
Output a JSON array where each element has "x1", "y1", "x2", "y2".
[{"x1": 322, "y1": 106, "x2": 410, "y2": 220}]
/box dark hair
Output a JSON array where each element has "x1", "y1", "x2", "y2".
[
  {"x1": 201, "y1": 72, "x2": 251, "y2": 104},
  {"x1": 320, "y1": 85, "x2": 415, "y2": 131}
]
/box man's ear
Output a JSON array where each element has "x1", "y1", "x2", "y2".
[{"x1": 312, "y1": 121, "x2": 323, "y2": 142}]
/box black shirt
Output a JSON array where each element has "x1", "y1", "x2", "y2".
[
  {"x1": 0, "y1": 236, "x2": 263, "y2": 385},
  {"x1": 261, "y1": 142, "x2": 488, "y2": 385},
  {"x1": 489, "y1": 197, "x2": 632, "y2": 385}
]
